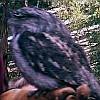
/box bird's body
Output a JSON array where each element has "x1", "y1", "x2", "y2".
[
  {"x1": 14, "y1": 31, "x2": 79, "y2": 90},
  {"x1": 8, "y1": 7, "x2": 100, "y2": 99}
]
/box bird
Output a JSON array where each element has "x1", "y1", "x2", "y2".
[{"x1": 8, "y1": 7, "x2": 100, "y2": 99}]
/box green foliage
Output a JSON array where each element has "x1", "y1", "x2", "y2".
[
  {"x1": 51, "y1": 0, "x2": 100, "y2": 30},
  {"x1": 86, "y1": 30, "x2": 100, "y2": 78},
  {"x1": 28, "y1": 0, "x2": 52, "y2": 9}
]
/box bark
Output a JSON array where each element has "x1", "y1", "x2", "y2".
[
  {"x1": 0, "y1": 44, "x2": 8, "y2": 94},
  {"x1": 0, "y1": 0, "x2": 9, "y2": 94}
]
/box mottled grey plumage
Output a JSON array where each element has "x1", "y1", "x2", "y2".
[{"x1": 8, "y1": 7, "x2": 100, "y2": 99}]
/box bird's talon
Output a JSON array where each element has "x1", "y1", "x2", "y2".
[
  {"x1": 27, "y1": 90, "x2": 37, "y2": 97},
  {"x1": 27, "y1": 90, "x2": 48, "y2": 97}
]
